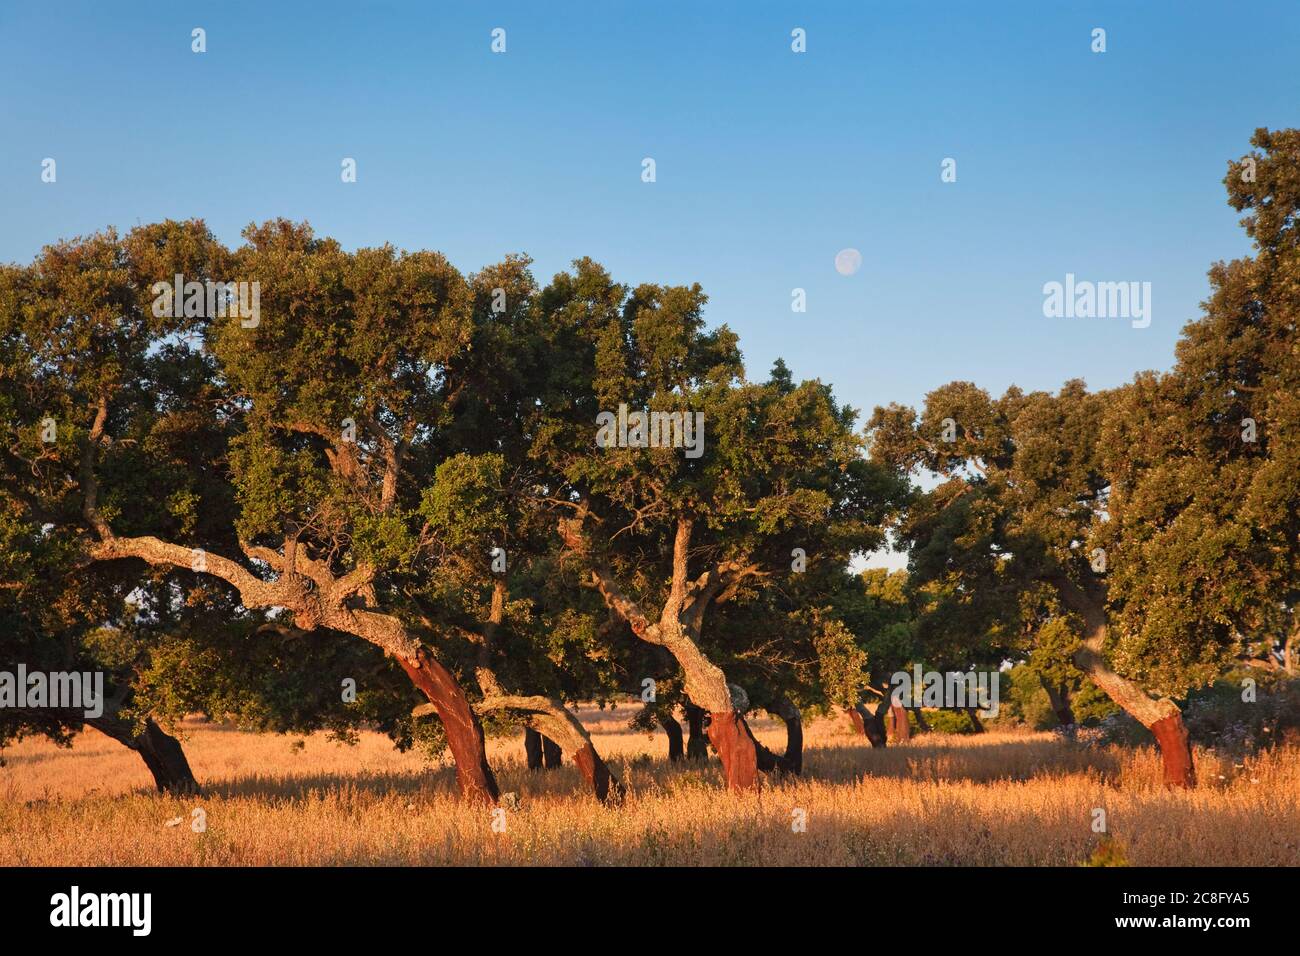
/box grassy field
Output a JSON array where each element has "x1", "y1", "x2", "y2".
[{"x1": 3, "y1": 705, "x2": 1297, "y2": 866}]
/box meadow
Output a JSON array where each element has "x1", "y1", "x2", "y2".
[{"x1": 3, "y1": 705, "x2": 1297, "y2": 867}]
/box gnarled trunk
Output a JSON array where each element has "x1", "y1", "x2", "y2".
[
  {"x1": 571, "y1": 740, "x2": 619, "y2": 799},
  {"x1": 564, "y1": 515, "x2": 760, "y2": 790},
  {"x1": 397, "y1": 649, "x2": 500, "y2": 804},
  {"x1": 90, "y1": 533, "x2": 503, "y2": 805},
  {"x1": 523, "y1": 718, "x2": 623, "y2": 803},
  {"x1": 476, "y1": 688, "x2": 624, "y2": 804},
  {"x1": 472, "y1": 580, "x2": 621, "y2": 803},
  {"x1": 524, "y1": 727, "x2": 544, "y2": 769},
  {"x1": 508, "y1": 708, "x2": 623, "y2": 803},
  {"x1": 684, "y1": 704, "x2": 709, "y2": 761},
  {"x1": 964, "y1": 706, "x2": 984, "y2": 734},
  {"x1": 87, "y1": 715, "x2": 200, "y2": 795},
  {"x1": 1053, "y1": 574, "x2": 1196, "y2": 788},
  {"x1": 666, "y1": 633, "x2": 760, "y2": 791},
  {"x1": 519, "y1": 713, "x2": 622, "y2": 803},
  {"x1": 656, "y1": 712, "x2": 685, "y2": 761},
  {"x1": 541, "y1": 735, "x2": 563, "y2": 769}
]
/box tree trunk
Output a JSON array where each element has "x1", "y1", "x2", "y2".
[
  {"x1": 753, "y1": 735, "x2": 781, "y2": 773},
  {"x1": 1040, "y1": 677, "x2": 1076, "y2": 728},
  {"x1": 516, "y1": 714, "x2": 623, "y2": 803},
  {"x1": 568, "y1": 517, "x2": 763, "y2": 789},
  {"x1": 774, "y1": 696, "x2": 803, "y2": 775},
  {"x1": 856, "y1": 700, "x2": 888, "y2": 748},
  {"x1": 846, "y1": 706, "x2": 866, "y2": 735},
  {"x1": 656, "y1": 712, "x2": 685, "y2": 762},
  {"x1": 913, "y1": 708, "x2": 931, "y2": 733},
  {"x1": 656, "y1": 621, "x2": 759, "y2": 791},
  {"x1": 684, "y1": 704, "x2": 709, "y2": 761},
  {"x1": 86, "y1": 715, "x2": 200, "y2": 795},
  {"x1": 524, "y1": 727, "x2": 544, "y2": 770},
  {"x1": 889, "y1": 704, "x2": 912, "y2": 742},
  {"x1": 90, "y1": 533, "x2": 506, "y2": 805},
  {"x1": 964, "y1": 706, "x2": 985, "y2": 734},
  {"x1": 396, "y1": 649, "x2": 500, "y2": 804},
  {"x1": 520, "y1": 717, "x2": 624, "y2": 803},
  {"x1": 570, "y1": 740, "x2": 619, "y2": 800},
  {"x1": 541, "y1": 735, "x2": 562, "y2": 769},
  {"x1": 1150, "y1": 711, "x2": 1196, "y2": 787},
  {"x1": 705, "y1": 709, "x2": 760, "y2": 791},
  {"x1": 474, "y1": 687, "x2": 624, "y2": 804},
  {"x1": 471, "y1": 580, "x2": 620, "y2": 802},
  {"x1": 1052, "y1": 574, "x2": 1196, "y2": 788}
]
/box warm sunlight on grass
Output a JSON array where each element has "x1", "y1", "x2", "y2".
[{"x1": 3, "y1": 706, "x2": 1297, "y2": 866}]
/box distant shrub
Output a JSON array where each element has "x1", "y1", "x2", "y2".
[
  {"x1": 922, "y1": 709, "x2": 980, "y2": 734},
  {"x1": 1183, "y1": 672, "x2": 1300, "y2": 756},
  {"x1": 1000, "y1": 665, "x2": 1118, "y2": 731}
]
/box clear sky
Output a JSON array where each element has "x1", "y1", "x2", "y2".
[{"x1": 2, "y1": 1, "x2": 1297, "y2": 427}]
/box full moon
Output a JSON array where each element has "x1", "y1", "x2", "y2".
[{"x1": 834, "y1": 248, "x2": 862, "y2": 276}]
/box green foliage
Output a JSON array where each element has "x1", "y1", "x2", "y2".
[
  {"x1": 811, "y1": 613, "x2": 870, "y2": 709},
  {"x1": 923, "y1": 709, "x2": 980, "y2": 734},
  {"x1": 419, "y1": 453, "x2": 508, "y2": 552},
  {"x1": 1000, "y1": 665, "x2": 1059, "y2": 730},
  {"x1": 1181, "y1": 672, "x2": 1300, "y2": 756}
]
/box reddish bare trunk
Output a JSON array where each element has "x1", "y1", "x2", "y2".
[
  {"x1": 1053, "y1": 573, "x2": 1197, "y2": 789},
  {"x1": 706, "y1": 710, "x2": 759, "y2": 791},
  {"x1": 572, "y1": 742, "x2": 625, "y2": 803},
  {"x1": 1150, "y1": 712, "x2": 1196, "y2": 788},
  {"x1": 396, "y1": 650, "x2": 499, "y2": 804},
  {"x1": 846, "y1": 706, "x2": 866, "y2": 735},
  {"x1": 889, "y1": 704, "x2": 912, "y2": 742}
]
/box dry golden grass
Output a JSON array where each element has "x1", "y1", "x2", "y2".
[{"x1": 2, "y1": 705, "x2": 1297, "y2": 866}]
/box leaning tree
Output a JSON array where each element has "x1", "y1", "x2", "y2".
[
  {"x1": 530, "y1": 262, "x2": 904, "y2": 790},
  {"x1": 869, "y1": 378, "x2": 1210, "y2": 786},
  {"x1": 1090, "y1": 127, "x2": 1300, "y2": 729},
  {"x1": 1, "y1": 219, "x2": 515, "y2": 801}
]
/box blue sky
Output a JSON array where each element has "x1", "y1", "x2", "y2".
[{"x1": 2, "y1": 0, "x2": 1297, "y2": 426}]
